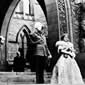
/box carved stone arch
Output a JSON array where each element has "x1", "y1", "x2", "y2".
[
  {"x1": 16, "y1": 25, "x2": 30, "y2": 43},
  {"x1": 0, "y1": 0, "x2": 48, "y2": 64},
  {"x1": 15, "y1": 25, "x2": 32, "y2": 63}
]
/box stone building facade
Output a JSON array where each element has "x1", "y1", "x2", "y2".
[{"x1": 0, "y1": 0, "x2": 85, "y2": 76}]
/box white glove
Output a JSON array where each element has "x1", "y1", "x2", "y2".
[{"x1": 48, "y1": 54, "x2": 52, "y2": 58}]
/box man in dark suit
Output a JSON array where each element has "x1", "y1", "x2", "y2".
[{"x1": 29, "y1": 22, "x2": 52, "y2": 83}]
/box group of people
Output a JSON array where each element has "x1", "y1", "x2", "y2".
[{"x1": 13, "y1": 22, "x2": 84, "y2": 85}]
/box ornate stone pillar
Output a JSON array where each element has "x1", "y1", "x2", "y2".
[{"x1": 55, "y1": 0, "x2": 74, "y2": 42}]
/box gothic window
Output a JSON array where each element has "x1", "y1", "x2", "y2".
[{"x1": 13, "y1": 0, "x2": 34, "y2": 20}]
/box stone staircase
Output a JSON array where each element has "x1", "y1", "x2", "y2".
[
  {"x1": 0, "y1": 70, "x2": 85, "y2": 85},
  {"x1": 0, "y1": 69, "x2": 52, "y2": 84}
]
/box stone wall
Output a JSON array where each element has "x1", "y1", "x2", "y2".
[{"x1": 7, "y1": 18, "x2": 34, "y2": 62}]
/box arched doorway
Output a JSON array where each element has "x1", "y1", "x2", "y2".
[
  {"x1": 16, "y1": 25, "x2": 36, "y2": 70},
  {"x1": 16, "y1": 25, "x2": 30, "y2": 61}
]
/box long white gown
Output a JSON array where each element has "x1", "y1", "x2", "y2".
[{"x1": 51, "y1": 41, "x2": 84, "y2": 85}]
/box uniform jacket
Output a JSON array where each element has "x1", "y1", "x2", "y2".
[{"x1": 29, "y1": 31, "x2": 51, "y2": 56}]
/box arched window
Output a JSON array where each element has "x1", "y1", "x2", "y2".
[{"x1": 13, "y1": 0, "x2": 34, "y2": 20}]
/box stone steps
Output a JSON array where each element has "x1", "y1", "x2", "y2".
[
  {"x1": 0, "y1": 70, "x2": 52, "y2": 84},
  {"x1": 0, "y1": 72, "x2": 85, "y2": 85}
]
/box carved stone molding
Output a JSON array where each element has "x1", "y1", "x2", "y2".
[{"x1": 56, "y1": 0, "x2": 68, "y2": 38}]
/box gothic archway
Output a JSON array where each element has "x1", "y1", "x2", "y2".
[
  {"x1": 1, "y1": 0, "x2": 48, "y2": 64},
  {"x1": 16, "y1": 25, "x2": 30, "y2": 60}
]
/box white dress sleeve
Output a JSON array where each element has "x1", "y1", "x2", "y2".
[{"x1": 68, "y1": 42, "x2": 76, "y2": 58}]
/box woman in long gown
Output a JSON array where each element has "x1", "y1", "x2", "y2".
[{"x1": 51, "y1": 33, "x2": 84, "y2": 85}]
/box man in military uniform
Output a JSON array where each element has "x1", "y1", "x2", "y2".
[{"x1": 28, "y1": 22, "x2": 52, "y2": 83}]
